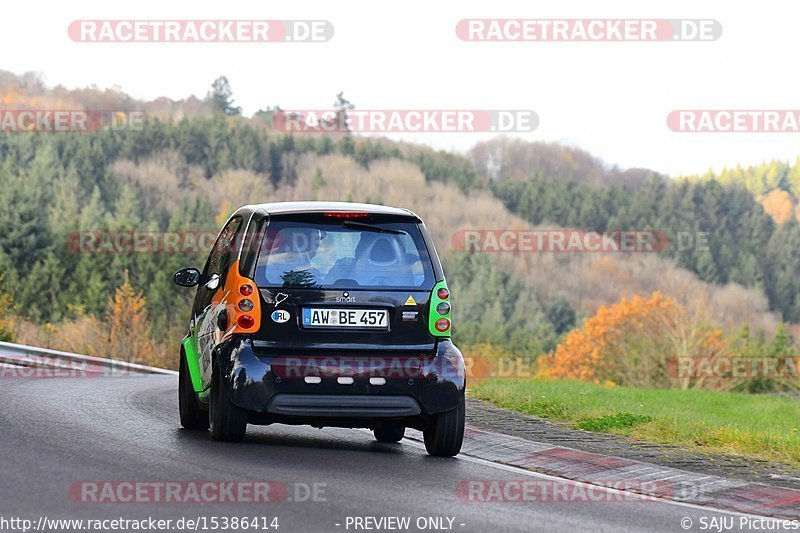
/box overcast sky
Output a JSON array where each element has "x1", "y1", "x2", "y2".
[{"x1": 1, "y1": 0, "x2": 797, "y2": 177}]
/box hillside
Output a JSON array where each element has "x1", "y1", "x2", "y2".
[
  {"x1": 685, "y1": 159, "x2": 800, "y2": 224},
  {"x1": 0, "y1": 71, "x2": 793, "y2": 371},
  {"x1": 469, "y1": 136, "x2": 662, "y2": 189}
]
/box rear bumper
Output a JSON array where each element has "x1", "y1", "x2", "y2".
[
  {"x1": 213, "y1": 336, "x2": 465, "y2": 420},
  {"x1": 266, "y1": 394, "x2": 422, "y2": 417}
]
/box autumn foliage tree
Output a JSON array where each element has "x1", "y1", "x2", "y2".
[
  {"x1": 762, "y1": 189, "x2": 794, "y2": 224},
  {"x1": 105, "y1": 274, "x2": 155, "y2": 364},
  {"x1": 0, "y1": 281, "x2": 15, "y2": 342},
  {"x1": 536, "y1": 292, "x2": 726, "y2": 388}
]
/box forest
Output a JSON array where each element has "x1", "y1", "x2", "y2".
[{"x1": 0, "y1": 71, "x2": 797, "y2": 392}]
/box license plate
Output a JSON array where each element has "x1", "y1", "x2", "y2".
[{"x1": 302, "y1": 308, "x2": 388, "y2": 329}]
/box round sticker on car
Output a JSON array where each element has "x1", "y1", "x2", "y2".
[{"x1": 271, "y1": 310, "x2": 290, "y2": 323}]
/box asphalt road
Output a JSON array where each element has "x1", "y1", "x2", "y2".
[{"x1": 0, "y1": 375, "x2": 769, "y2": 532}]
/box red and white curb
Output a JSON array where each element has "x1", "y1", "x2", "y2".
[{"x1": 406, "y1": 426, "x2": 800, "y2": 518}]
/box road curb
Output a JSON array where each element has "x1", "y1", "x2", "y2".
[{"x1": 406, "y1": 426, "x2": 800, "y2": 518}]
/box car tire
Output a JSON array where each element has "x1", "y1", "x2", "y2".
[
  {"x1": 209, "y1": 364, "x2": 248, "y2": 442},
  {"x1": 423, "y1": 394, "x2": 465, "y2": 457},
  {"x1": 374, "y1": 425, "x2": 405, "y2": 443},
  {"x1": 179, "y1": 348, "x2": 209, "y2": 430}
]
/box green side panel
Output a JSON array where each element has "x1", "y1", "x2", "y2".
[
  {"x1": 429, "y1": 279, "x2": 452, "y2": 337},
  {"x1": 182, "y1": 333, "x2": 204, "y2": 393}
]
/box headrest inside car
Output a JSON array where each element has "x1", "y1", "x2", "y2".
[{"x1": 369, "y1": 238, "x2": 397, "y2": 263}]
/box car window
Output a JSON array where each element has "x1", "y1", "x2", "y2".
[
  {"x1": 255, "y1": 220, "x2": 434, "y2": 289},
  {"x1": 204, "y1": 217, "x2": 242, "y2": 279}
]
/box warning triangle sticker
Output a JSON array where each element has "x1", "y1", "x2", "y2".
[{"x1": 404, "y1": 295, "x2": 417, "y2": 306}]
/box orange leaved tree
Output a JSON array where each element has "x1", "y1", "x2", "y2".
[
  {"x1": 536, "y1": 292, "x2": 726, "y2": 388},
  {"x1": 762, "y1": 189, "x2": 794, "y2": 224},
  {"x1": 105, "y1": 274, "x2": 155, "y2": 364}
]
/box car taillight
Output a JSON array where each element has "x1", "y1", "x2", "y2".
[
  {"x1": 239, "y1": 284, "x2": 254, "y2": 296},
  {"x1": 437, "y1": 288, "x2": 449, "y2": 300},
  {"x1": 436, "y1": 302, "x2": 451, "y2": 315},
  {"x1": 237, "y1": 315, "x2": 255, "y2": 329},
  {"x1": 238, "y1": 299, "x2": 254, "y2": 312},
  {"x1": 435, "y1": 318, "x2": 450, "y2": 332}
]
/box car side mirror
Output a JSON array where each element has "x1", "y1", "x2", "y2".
[{"x1": 174, "y1": 267, "x2": 201, "y2": 287}]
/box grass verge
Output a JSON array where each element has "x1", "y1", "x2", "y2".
[{"x1": 471, "y1": 378, "x2": 800, "y2": 466}]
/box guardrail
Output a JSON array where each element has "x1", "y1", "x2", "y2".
[{"x1": 0, "y1": 340, "x2": 177, "y2": 376}]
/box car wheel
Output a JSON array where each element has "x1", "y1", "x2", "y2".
[
  {"x1": 374, "y1": 425, "x2": 405, "y2": 443},
  {"x1": 423, "y1": 394, "x2": 465, "y2": 457},
  {"x1": 179, "y1": 348, "x2": 209, "y2": 430},
  {"x1": 209, "y1": 364, "x2": 248, "y2": 442}
]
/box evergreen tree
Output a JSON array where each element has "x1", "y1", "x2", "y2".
[{"x1": 207, "y1": 76, "x2": 242, "y2": 116}]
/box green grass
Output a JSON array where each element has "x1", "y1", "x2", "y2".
[
  {"x1": 472, "y1": 378, "x2": 800, "y2": 466},
  {"x1": 575, "y1": 413, "x2": 653, "y2": 432}
]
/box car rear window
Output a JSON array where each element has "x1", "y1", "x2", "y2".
[{"x1": 255, "y1": 219, "x2": 435, "y2": 289}]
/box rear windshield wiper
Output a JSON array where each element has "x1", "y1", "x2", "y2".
[{"x1": 341, "y1": 220, "x2": 406, "y2": 235}]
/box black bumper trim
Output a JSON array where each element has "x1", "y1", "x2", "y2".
[
  {"x1": 266, "y1": 394, "x2": 422, "y2": 418},
  {"x1": 252, "y1": 340, "x2": 436, "y2": 352}
]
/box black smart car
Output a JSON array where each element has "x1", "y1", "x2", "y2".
[{"x1": 174, "y1": 202, "x2": 465, "y2": 456}]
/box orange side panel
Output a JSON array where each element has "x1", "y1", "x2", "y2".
[{"x1": 211, "y1": 259, "x2": 261, "y2": 340}]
